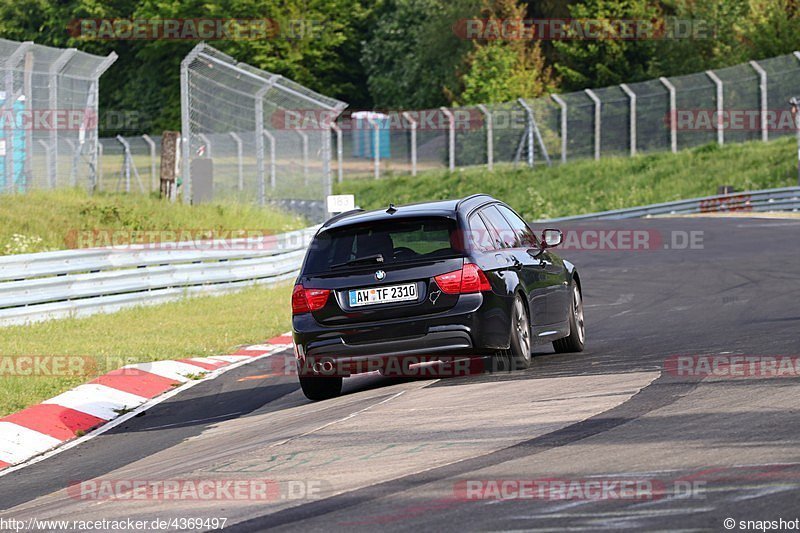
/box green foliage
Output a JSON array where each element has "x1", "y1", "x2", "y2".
[
  {"x1": 737, "y1": 0, "x2": 800, "y2": 60},
  {"x1": 4, "y1": 0, "x2": 800, "y2": 134},
  {"x1": 553, "y1": 0, "x2": 800, "y2": 90},
  {"x1": 460, "y1": 40, "x2": 556, "y2": 104},
  {"x1": 361, "y1": 0, "x2": 481, "y2": 108},
  {"x1": 460, "y1": 0, "x2": 556, "y2": 105},
  {"x1": 0, "y1": 0, "x2": 374, "y2": 134},
  {"x1": 552, "y1": 0, "x2": 665, "y2": 90}
]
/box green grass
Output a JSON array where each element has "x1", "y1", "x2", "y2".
[
  {"x1": 0, "y1": 283, "x2": 293, "y2": 416},
  {"x1": 336, "y1": 138, "x2": 799, "y2": 221},
  {"x1": 0, "y1": 188, "x2": 306, "y2": 254}
]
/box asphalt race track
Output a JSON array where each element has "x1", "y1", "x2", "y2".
[{"x1": 1, "y1": 216, "x2": 799, "y2": 532}]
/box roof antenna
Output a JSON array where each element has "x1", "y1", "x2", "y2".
[{"x1": 386, "y1": 203, "x2": 397, "y2": 214}]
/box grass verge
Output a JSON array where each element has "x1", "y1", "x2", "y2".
[
  {"x1": 0, "y1": 283, "x2": 293, "y2": 416},
  {"x1": 0, "y1": 188, "x2": 306, "y2": 254},
  {"x1": 336, "y1": 137, "x2": 799, "y2": 221}
]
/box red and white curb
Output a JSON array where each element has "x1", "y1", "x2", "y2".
[{"x1": 0, "y1": 334, "x2": 293, "y2": 474}]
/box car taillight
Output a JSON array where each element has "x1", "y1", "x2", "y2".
[
  {"x1": 434, "y1": 263, "x2": 491, "y2": 294},
  {"x1": 461, "y1": 263, "x2": 492, "y2": 292},
  {"x1": 434, "y1": 270, "x2": 462, "y2": 294},
  {"x1": 292, "y1": 284, "x2": 330, "y2": 314}
]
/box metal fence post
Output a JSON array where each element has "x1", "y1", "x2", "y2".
[
  {"x1": 97, "y1": 140, "x2": 103, "y2": 190},
  {"x1": 365, "y1": 115, "x2": 380, "y2": 179},
  {"x1": 22, "y1": 50, "x2": 32, "y2": 192},
  {"x1": 262, "y1": 130, "x2": 276, "y2": 190},
  {"x1": 142, "y1": 134, "x2": 156, "y2": 192},
  {"x1": 584, "y1": 89, "x2": 601, "y2": 160},
  {"x1": 228, "y1": 132, "x2": 244, "y2": 192},
  {"x1": 660, "y1": 77, "x2": 677, "y2": 153},
  {"x1": 520, "y1": 99, "x2": 551, "y2": 167},
  {"x1": 793, "y1": 91, "x2": 800, "y2": 186},
  {"x1": 551, "y1": 94, "x2": 567, "y2": 163},
  {"x1": 293, "y1": 128, "x2": 310, "y2": 184},
  {"x1": 402, "y1": 111, "x2": 418, "y2": 176},
  {"x1": 180, "y1": 44, "x2": 204, "y2": 204},
  {"x1": 330, "y1": 122, "x2": 343, "y2": 182},
  {"x1": 254, "y1": 95, "x2": 265, "y2": 205},
  {"x1": 518, "y1": 99, "x2": 535, "y2": 167},
  {"x1": 254, "y1": 76, "x2": 280, "y2": 206},
  {"x1": 476, "y1": 105, "x2": 493, "y2": 170},
  {"x1": 440, "y1": 107, "x2": 455, "y2": 171},
  {"x1": 117, "y1": 135, "x2": 130, "y2": 192},
  {"x1": 705, "y1": 70, "x2": 724, "y2": 146},
  {"x1": 620, "y1": 84, "x2": 637, "y2": 156},
  {"x1": 37, "y1": 140, "x2": 52, "y2": 188},
  {"x1": 87, "y1": 53, "x2": 117, "y2": 191},
  {"x1": 115, "y1": 135, "x2": 145, "y2": 193},
  {"x1": 63, "y1": 138, "x2": 78, "y2": 186},
  {"x1": 43, "y1": 47, "x2": 74, "y2": 191},
  {"x1": 750, "y1": 60, "x2": 768, "y2": 142},
  {"x1": 321, "y1": 127, "x2": 332, "y2": 203}
]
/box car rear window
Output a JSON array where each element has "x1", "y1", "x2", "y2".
[{"x1": 304, "y1": 217, "x2": 461, "y2": 274}]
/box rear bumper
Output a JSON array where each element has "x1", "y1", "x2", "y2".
[
  {"x1": 292, "y1": 292, "x2": 512, "y2": 373},
  {"x1": 303, "y1": 328, "x2": 473, "y2": 358}
]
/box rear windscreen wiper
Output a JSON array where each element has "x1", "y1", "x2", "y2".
[{"x1": 331, "y1": 253, "x2": 385, "y2": 269}]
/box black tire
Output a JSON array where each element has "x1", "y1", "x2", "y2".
[
  {"x1": 508, "y1": 295, "x2": 532, "y2": 370},
  {"x1": 553, "y1": 281, "x2": 585, "y2": 353},
  {"x1": 299, "y1": 376, "x2": 343, "y2": 401}
]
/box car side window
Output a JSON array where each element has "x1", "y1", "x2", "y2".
[
  {"x1": 497, "y1": 205, "x2": 537, "y2": 248},
  {"x1": 468, "y1": 213, "x2": 496, "y2": 252},
  {"x1": 480, "y1": 206, "x2": 517, "y2": 248}
]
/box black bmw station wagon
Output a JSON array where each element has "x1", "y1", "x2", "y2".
[{"x1": 291, "y1": 194, "x2": 584, "y2": 400}]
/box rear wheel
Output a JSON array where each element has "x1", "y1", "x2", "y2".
[
  {"x1": 509, "y1": 295, "x2": 532, "y2": 370},
  {"x1": 553, "y1": 281, "x2": 585, "y2": 353},
  {"x1": 299, "y1": 376, "x2": 342, "y2": 401}
]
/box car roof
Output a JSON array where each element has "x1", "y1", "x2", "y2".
[{"x1": 320, "y1": 194, "x2": 496, "y2": 232}]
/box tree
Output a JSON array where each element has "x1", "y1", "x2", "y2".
[
  {"x1": 459, "y1": 0, "x2": 557, "y2": 104},
  {"x1": 0, "y1": 0, "x2": 375, "y2": 134},
  {"x1": 552, "y1": 0, "x2": 665, "y2": 91},
  {"x1": 361, "y1": 0, "x2": 481, "y2": 109}
]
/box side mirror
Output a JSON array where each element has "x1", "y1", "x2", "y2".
[{"x1": 541, "y1": 228, "x2": 563, "y2": 248}]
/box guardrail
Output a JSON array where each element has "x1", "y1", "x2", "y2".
[
  {"x1": 0, "y1": 226, "x2": 319, "y2": 327},
  {"x1": 541, "y1": 187, "x2": 800, "y2": 222}
]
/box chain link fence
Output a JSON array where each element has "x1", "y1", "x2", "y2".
[
  {"x1": 0, "y1": 38, "x2": 116, "y2": 194},
  {"x1": 180, "y1": 43, "x2": 347, "y2": 218},
  {"x1": 6, "y1": 38, "x2": 797, "y2": 218},
  {"x1": 336, "y1": 52, "x2": 800, "y2": 180},
  {"x1": 97, "y1": 135, "x2": 160, "y2": 193}
]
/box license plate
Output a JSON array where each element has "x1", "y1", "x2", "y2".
[{"x1": 348, "y1": 283, "x2": 417, "y2": 307}]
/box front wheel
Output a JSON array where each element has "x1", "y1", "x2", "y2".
[
  {"x1": 553, "y1": 281, "x2": 585, "y2": 353},
  {"x1": 299, "y1": 376, "x2": 342, "y2": 401}
]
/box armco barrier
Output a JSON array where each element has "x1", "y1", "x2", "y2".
[
  {"x1": 0, "y1": 226, "x2": 318, "y2": 326},
  {"x1": 541, "y1": 187, "x2": 800, "y2": 222}
]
